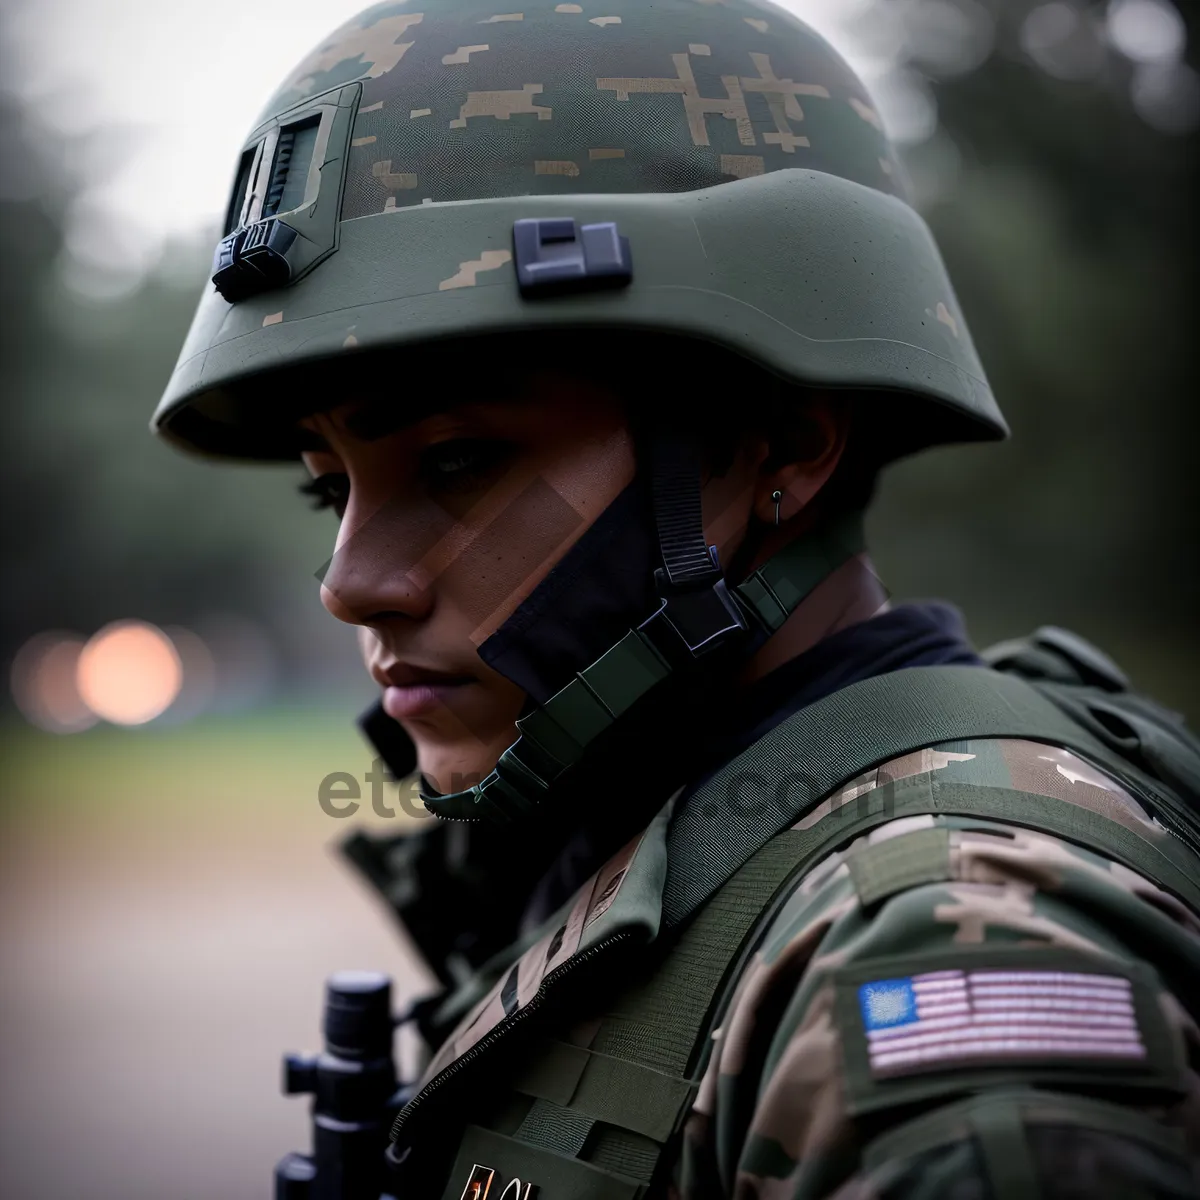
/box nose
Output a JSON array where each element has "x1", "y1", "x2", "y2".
[{"x1": 318, "y1": 492, "x2": 453, "y2": 627}]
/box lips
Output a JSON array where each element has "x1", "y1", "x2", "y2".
[{"x1": 374, "y1": 663, "x2": 476, "y2": 721}]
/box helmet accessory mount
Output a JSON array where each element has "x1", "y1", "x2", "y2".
[{"x1": 512, "y1": 218, "x2": 633, "y2": 297}]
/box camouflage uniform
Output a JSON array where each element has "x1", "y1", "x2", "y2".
[
  {"x1": 679, "y1": 741, "x2": 1200, "y2": 1198},
  {"x1": 374, "y1": 718, "x2": 1200, "y2": 1198},
  {"x1": 151, "y1": 1, "x2": 1200, "y2": 1196}
]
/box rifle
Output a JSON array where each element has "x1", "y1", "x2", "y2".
[{"x1": 274, "y1": 971, "x2": 405, "y2": 1200}]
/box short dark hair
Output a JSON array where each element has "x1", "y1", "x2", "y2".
[
  {"x1": 258, "y1": 327, "x2": 926, "y2": 512},
  {"x1": 591, "y1": 332, "x2": 881, "y2": 516}
]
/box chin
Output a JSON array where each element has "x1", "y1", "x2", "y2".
[{"x1": 415, "y1": 739, "x2": 509, "y2": 796}]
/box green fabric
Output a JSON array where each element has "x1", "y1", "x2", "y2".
[
  {"x1": 663, "y1": 665, "x2": 1198, "y2": 928},
  {"x1": 426, "y1": 662, "x2": 1200, "y2": 1195},
  {"x1": 732, "y1": 773, "x2": 1200, "y2": 918},
  {"x1": 514, "y1": 1098, "x2": 594, "y2": 1156},
  {"x1": 511, "y1": 1040, "x2": 590, "y2": 1107},
  {"x1": 734, "y1": 511, "x2": 865, "y2": 632},
  {"x1": 513, "y1": 1042, "x2": 696, "y2": 1143},
  {"x1": 896, "y1": 778, "x2": 1200, "y2": 913},
  {"x1": 973, "y1": 1097, "x2": 1042, "y2": 1200},
  {"x1": 578, "y1": 630, "x2": 672, "y2": 719},
  {"x1": 585, "y1": 1128, "x2": 663, "y2": 1184},
  {"x1": 863, "y1": 1089, "x2": 1195, "y2": 1196},
  {"x1": 846, "y1": 827, "x2": 952, "y2": 907},
  {"x1": 485, "y1": 712, "x2": 1198, "y2": 1187},
  {"x1": 497, "y1": 826, "x2": 821, "y2": 1185},
  {"x1": 573, "y1": 1057, "x2": 696, "y2": 1144}
]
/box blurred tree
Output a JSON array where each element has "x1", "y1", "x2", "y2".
[
  {"x1": 0, "y1": 90, "x2": 357, "y2": 695},
  {"x1": 864, "y1": 0, "x2": 1199, "y2": 712},
  {"x1": 0, "y1": 0, "x2": 1195, "y2": 714}
]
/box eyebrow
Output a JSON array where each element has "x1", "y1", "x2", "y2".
[
  {"x1": 291, "y1": 400, "x2": 430, "y2": 451},
  {"x1": 293, "y1": 373, "x2": 531, "y2": 449},
  {"x1": 343, "y1": 396, "x2": 448, "y2": 441},
  {"x1": 295, "y1": 426, "x2": 330, "y2": 452}
]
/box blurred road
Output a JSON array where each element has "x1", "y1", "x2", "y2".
[{"x1": 0, "y1": 710, "x2": 433, "y2": 1200}]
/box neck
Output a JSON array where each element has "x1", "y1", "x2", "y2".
[{"x1": 739, "y1": 550, "x2": 889, "y2": 686}]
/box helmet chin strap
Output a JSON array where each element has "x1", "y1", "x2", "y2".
[{"x1": 421, "y1": 436, "x2": 864, "y2": 824}]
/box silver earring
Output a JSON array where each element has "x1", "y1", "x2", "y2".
[{"x1": 771, "y1": 489, "x2": 782, "y2": 526}]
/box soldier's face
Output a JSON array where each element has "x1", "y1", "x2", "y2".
[{"x1": 298, "y1": 371, "x2": 644, "y2": 794}]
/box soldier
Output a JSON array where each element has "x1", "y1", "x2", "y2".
[{"x1": 153, "y1": 1, "x2": 1200, "y2": 1196}]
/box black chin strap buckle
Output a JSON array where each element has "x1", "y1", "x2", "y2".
[{"x1": 639, "y1": 550, "x2": 749, "y2": 663}]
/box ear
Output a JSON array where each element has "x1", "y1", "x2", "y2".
[{"x1": 752, "y1": 396, "x2": 851, "y2": 526}]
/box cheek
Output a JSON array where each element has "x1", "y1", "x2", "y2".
[
  {"x1": 538, "y1": 426, "x2": 637, "y2": 520},
  {"x1": 334, "y1": 476, "x2": 462, "y2": 586},
  {"x1": 430, "y1": 479, "x2": 593, "y2": 645},
  {"x1": 444, "y1": 429, "x2": 636, "y2": 644}
]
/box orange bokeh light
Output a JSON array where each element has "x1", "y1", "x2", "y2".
[{"x1": 76, "y1": 621, "x2": 183, "y2": 726}]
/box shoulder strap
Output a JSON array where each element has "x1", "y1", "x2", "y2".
[
  {"x1": 982, "y1": 625, "x2": 1200, "y2": 812},
  {"x1": 664, "y1": 664, "x2": 1200, "y2": 928},
  {"x1": 499, "y1": 819, "x2": 822, "y2": 1193}
]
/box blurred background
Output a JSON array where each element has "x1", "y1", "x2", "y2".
[{"x1": 1, "y1": 0, "x2": 1197, "y2": 1195}]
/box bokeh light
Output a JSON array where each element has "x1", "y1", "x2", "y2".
[
  {"x1": 76, "y1": 620, "x2": 183, "y2": 725},
  {"x1": 1107, "y1": 0, "x2": 1185, "y2": 64},
  {"x1": 1020, "y1": 3, "x2": 1107, "y2": 81},
  {"x1": 1130, "y1": 60, "x2": 1200, "y2": 132},
  {"x1": 194, "y1": 613, "x2": 279, "y2": 712},
  {"x1": 9, "y1": 631, "x2": 97, "y2": 733},
  {"x1": 160, "y1": 625, "x2": 217, "y2": 722}
]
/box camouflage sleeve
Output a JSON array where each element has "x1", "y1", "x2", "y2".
[{"x1": 676, "y1": 739, "x2": 1200, "y2": 1200}]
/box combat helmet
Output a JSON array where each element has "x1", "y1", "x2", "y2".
[
  {"x1": 152, "y1": 0, "x2": 1008, "y2": 822},
  {"x1": 153, "y1": 0, "x2": 1003, "y2": 458}
]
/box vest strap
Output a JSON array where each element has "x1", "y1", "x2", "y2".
[
  {"x1": 663, "y1": 665, "x2": 1200, "y2": 928},
  {"x1": 504, "y1": 831, "x2": 820, "y2": 1184},
  {"x1": 512, "y1": 1040, "x2": 696, "y2": 1143}
]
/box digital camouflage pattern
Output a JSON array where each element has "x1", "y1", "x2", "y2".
[
  {"x1": 263, "y1": 0, "x2": 904, "y2": 215},
  {"x1": 395, "y1": 737, "x2": 1200, "y2": 1197}
]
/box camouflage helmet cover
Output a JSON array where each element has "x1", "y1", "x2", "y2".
[{"x1": 152, "y1": 0, "x2": 1006, "y2": 459}]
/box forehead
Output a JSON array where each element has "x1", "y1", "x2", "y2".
[{"x1": 295, "y1": 368, "x2": 624, "y2": 450}]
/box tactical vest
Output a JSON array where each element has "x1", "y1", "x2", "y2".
[{"x1": 385, "y1": 654, "x2": 1200, "y2": 1200}]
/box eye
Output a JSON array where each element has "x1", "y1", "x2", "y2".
[
  {"x1": 418, "y1": 438, "x2": 514, "y2": 491},
  {"x1": 298, "y1": 472, "x2": 349, "y2": 514}
]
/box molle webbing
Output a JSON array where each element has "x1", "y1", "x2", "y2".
[{"x1": 499, "y1": 832, "x2": 820, "y2": 1192}]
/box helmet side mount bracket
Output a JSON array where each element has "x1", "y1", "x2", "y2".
[{"x1": 211, "y1": 82, "x2": 362, "y2": 303}]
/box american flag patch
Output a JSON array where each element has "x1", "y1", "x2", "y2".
[{"x1": 858, "y1": 968, "x2": 1146, "y2": 1077}]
